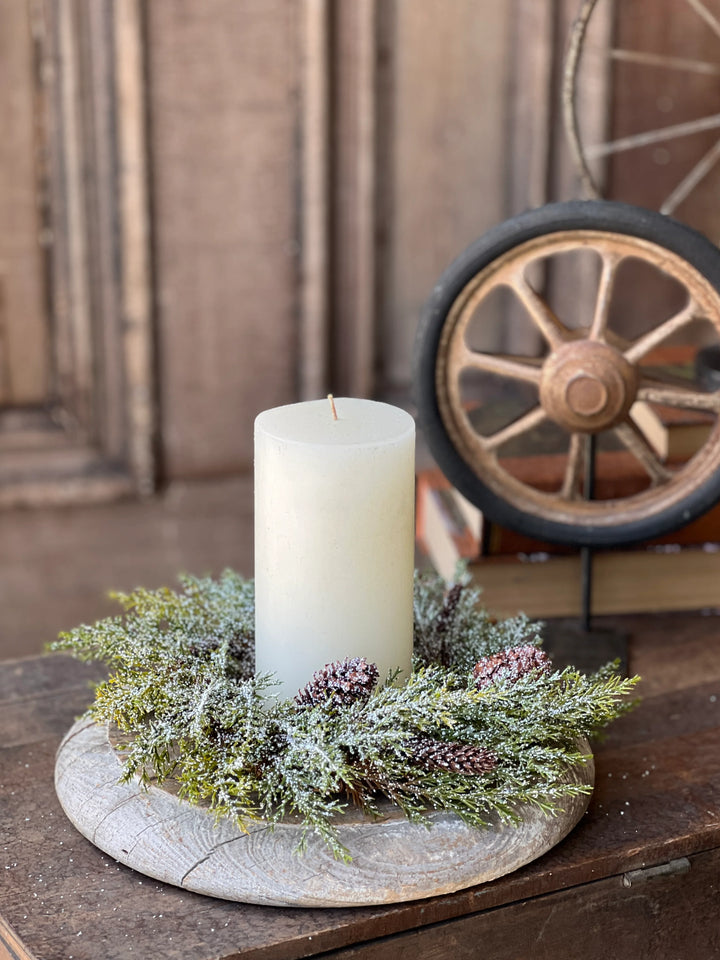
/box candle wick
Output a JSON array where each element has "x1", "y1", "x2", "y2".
[{"x1": 327, "y1": 394, "x2": 338, "y2": 421}]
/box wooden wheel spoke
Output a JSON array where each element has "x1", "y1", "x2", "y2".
[
  {"x1": 589, "y1": 251, "x2": 621, "y2": 341},
  {"x1": 614, "y1": 420, "x2": 674, "y2": 484},
  {"x1": 586, "y1": 113, "x2": 720, "y2": 160},
  {"x1": 510, "y1": 271, "x2": 568, "y2": 349},
  {"x1": 559, "y1": 433, "x2": 586, "y2": 500},
  {"x1": 637, "y1": 378, "x2": 720, "y2": 412},
  {"x1": 610, "y1": 48, "x2": 720, "y2": 75},
  {"x1": 624, "y1": 301, "x2": 700, "y2": 363},
  {"x1": 483, "y1": 405, "x2": 547, "y2": 453},
  {"x1": 661, "y1": 137, "x2": 720, "y2": 215},
  {"x1": 686, "y1": 0, "x2": 720, "y2": 42},
  {"x1": 459, "y1": 349, "x2": 542, "y2": 385}
]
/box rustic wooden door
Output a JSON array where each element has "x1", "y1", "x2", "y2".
[
  {"x1": 0, "y1": 0, "x2": 154, "y2": 508},
  {"x1": 0, "y1": 0, "x2": 557, "y2": 658}
]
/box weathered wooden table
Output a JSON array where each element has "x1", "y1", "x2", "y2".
[{"x1": 2, "y1": 613, "x2": 719, "y2": 960}]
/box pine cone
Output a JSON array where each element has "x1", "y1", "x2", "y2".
[
  {"x1": 295, "y1": 656, "x2": 379, "y2": 707},
  {"x1": 473, "y1": 644, "x2": 551, "y2": 689},
  {"x1": 408, "y1": 737, "x2": 496, "y2": 775}
]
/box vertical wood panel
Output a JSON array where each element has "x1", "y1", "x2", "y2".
[
  {"x1": 147, "y1": 0, "x2": 300, "y2": 478},
  {"x1": 379, "y1": 0, "x2": 515, "y2": 392},
  {"x1": 49, "y1": 0, "x2": 94, "y2": 429},
  {"x1": 0, "y1": 0, "x2": 49, "y2": 404},
  {"x1": 79, "y1": 0, "x2": 124, "y2": 454},
  {"x1": 299, "y1": 0, "x2": 330, "y2": 400},
  {"x1": 505, "y1": 0, "x2": 556, "y2": 356},
  {"x1": 508, "y1": 0, "x2": 556, "y2": 217},
  {"x1": 330, "y1": 0, "x2": 378, "y2": 398},
  {"x1": 115, "y1": 0, "x2": 154, "y2": 493},
  {"x1": 0, "y1": 0, "x2": 155, "y2": 505}
]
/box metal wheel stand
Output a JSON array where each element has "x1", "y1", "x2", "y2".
[{"x1": 543, "y1": 435, "x2": 630, "y2": 675}]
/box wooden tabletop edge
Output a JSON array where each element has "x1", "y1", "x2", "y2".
[{"x1": 0, "y1": 916, "x2": 39, "y2": 960}]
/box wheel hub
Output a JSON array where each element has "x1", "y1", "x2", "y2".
[{"x1": 539, "y1": 340, "x2": 638, "y2": 432}]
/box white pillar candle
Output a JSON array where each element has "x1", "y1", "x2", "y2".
[{"x1": 254, "y1": 397, "x2": 415, "y2": 700}]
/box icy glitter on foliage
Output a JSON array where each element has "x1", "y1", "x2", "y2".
[
  {"x1": 50, "y1": 567, "x2": 640, "y2": 861},
  {"x1": 412, "y1": 568, "x2": 543, "y2": 671}
]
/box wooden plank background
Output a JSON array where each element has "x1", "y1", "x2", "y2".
[
  {"x1": 378, "y1": 0, "x2": 517, "y2": 387},
  {"x1": 0, "y1": 0, "x2": 558, "y2": 486},
  {"x1": 146, "y1": 0, "x2": 301, "y2": 477},
  {"x1": 0, "y1": 0, "x2": 49, "y2": 405},
  {"x1": 7, "y1": 0, "x2": 720, "y2": 657}
]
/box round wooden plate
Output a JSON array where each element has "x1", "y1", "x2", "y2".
[{"x1": 55, "y1": 718, "x2": 594, "y2": 907}]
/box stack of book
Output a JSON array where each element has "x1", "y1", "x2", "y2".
[{"x1": 416, "y1": 427, "x2": 720, "y2": 619}]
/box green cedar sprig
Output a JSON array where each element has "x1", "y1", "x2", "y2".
[{"x1": 51, "y1": 568, "x2": 639, "y2": 861}]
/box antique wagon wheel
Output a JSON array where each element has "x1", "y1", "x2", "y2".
[
  {"x1": 414, "y1": 201, "x2": 720, "y2": 547},
  {"x1": 564, "y1": 0, "x2": 720, "y2": 233}
]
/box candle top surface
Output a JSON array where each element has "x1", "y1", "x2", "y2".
[{"x1": 255, "y1": 398, "x2": 415, "y2": 446}]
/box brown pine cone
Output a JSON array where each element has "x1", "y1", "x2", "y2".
[
  {"x1": 473, "y1": 644, "x2": 551, "y2": 689},
  {"x1": 295, "y1": 656, "x2": 379, "y2": 707},
  {"x1": 408, "y1": 737, "x2": 496, "y2": 775}
]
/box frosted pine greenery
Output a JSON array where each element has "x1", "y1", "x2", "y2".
[
  {"x1": 51, "y1": 567, "x2": 639, "y2": 861},
  {"x1": 412, "y1": 568, "x2": 543, "y2": 670}
]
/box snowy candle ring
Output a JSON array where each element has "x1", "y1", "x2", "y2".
[{"x1": 254, "y1": 397, "x2": 416, "y2": 700}]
